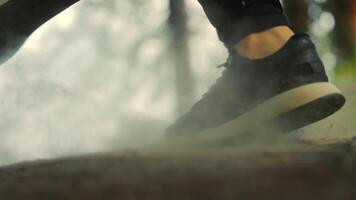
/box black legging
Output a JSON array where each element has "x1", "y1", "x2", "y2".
[
  {"x1": 198, "y1": 0, "x2": 289, "y2": 49},
  {"x1": 1, "y1": 0, "x2": 288, "y2": 49},
  {"x1": 0, "y1": 0, "x2": 79, "y2": 34}
]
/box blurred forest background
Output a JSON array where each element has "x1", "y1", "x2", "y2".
[{"x1": 0, "y1": 0, "x2": 355, "y2": 165}]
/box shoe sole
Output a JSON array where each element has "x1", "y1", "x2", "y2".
[{"x1": 168, "y1": 82, "x2": 346, "y2": 146}]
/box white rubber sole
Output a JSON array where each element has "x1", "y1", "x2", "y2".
[{"x1": 167, "y1": 82, "x2": 345, "y2": 146}]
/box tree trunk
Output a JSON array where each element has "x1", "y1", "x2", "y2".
[
  {"x1": 352, "y1": 1, "x2": 356, "y2": 46},
  {"x1": 327, "y1": 0, "x2": 355, "y2": 60},
  {"x1": 283, "y1": 0, "x2": 309, "y2": 33},
  {"x1": 168, "y1": 0, "x2": 195, "y2": 115}
]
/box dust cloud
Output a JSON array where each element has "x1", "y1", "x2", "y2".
[{"x1": 0, "y1": 0, "x2": 354, "y2": 167}]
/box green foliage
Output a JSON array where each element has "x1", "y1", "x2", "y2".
[{"x1": 335, "y1": 58, "x2": 356, "y2": 81}]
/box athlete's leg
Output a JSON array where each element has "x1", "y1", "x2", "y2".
[
  {"x1": 197, "y1": 0, "x2": 289, "y2": 49},
  {"x1": 0, "y1": 0, "x2": 79, "y2": 64},
  {"x1": 167, "y1": 0, "x2": 345, "y2": 141}
]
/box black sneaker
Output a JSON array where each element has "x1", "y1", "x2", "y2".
[{"x1": 166, "y1": 33, "x2": 346, "y2": 144}]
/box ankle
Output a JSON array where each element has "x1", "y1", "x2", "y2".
[{"x1": 234, "y1": 26, "x2": 295, "y2": 59}]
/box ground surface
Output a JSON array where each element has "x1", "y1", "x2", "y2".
[
  {"x1": 1, "y1": 81, "x2": 355, "y2": 200},
  {"x1": 0, "y1": 140, "x2": 356, "y2": 200}
]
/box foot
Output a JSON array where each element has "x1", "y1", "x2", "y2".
[{"x1": 166, "y1": 33, "x2": 345, "y2": 143}]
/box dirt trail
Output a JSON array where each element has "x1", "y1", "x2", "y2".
[{"x1": 0, "y1": 140, "x2": 355, "y2": 200}]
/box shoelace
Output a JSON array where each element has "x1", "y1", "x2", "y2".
[
  {"x1": 217, "y1": 62, "x2": 228, "y2": 68},
  {"x1": 217, "y1": 56, "x2": 232, "y2": 69}
]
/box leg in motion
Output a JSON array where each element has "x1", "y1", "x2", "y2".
[
  {"x1": 0, "y1": 0, "x2": 80, "y2": 64},
  {"x1": 167, "y1": 0, "x2": 346, "y2": 143}
]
